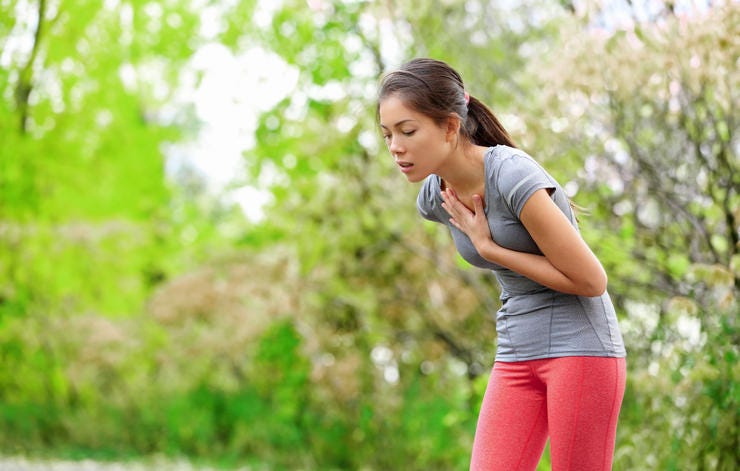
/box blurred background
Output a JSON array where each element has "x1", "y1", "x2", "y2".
[{"x1": 0, "y1": 0, "x2": 738, "y2": 469}]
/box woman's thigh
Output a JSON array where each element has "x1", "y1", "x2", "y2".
[
  {"x1": 470, "y1": 361, "x2": 549, "y2": 471},
  {"x1": 539, "y1": 356, "x2": 627, "y2": 471}
]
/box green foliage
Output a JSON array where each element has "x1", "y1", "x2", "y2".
[
  {"x1": 618, "y1": 304, "x2": 739, "y2": 470},
  {"x1": 531, "y1": 2, "x2": 739, "y2": 304},
  {"x1": 526, "y1": 6, "x2": 739, "y2": 467},
  {"x1": 0, "y1": 0, "x2": 737, "y2": 470}
]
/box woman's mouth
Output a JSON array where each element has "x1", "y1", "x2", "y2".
[{"x1": 397, "y1": 161, "x2": 414, "y2": 173}]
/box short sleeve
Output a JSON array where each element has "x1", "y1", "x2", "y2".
[
  {"x1": 416, "y1": 176, "x2": 443, "y2": 223},
  {"x1": 496, "y1": 154, "x2": 555, "y2": 218}
]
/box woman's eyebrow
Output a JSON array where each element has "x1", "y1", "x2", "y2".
[{"x1": 380, "y1": 119, "x2": 417, "y2": 130}]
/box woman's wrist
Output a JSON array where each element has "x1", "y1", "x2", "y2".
[{"x1": 473, "y1": 236, "x2": 501, "y2": 262}]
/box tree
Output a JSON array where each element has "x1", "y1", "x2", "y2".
[
  {"x1": 526, "y1": 3, "x2": 739, "y2": 468},
  {"x1": 1, "y1": 1, "x2": 736, "y2": 469}
]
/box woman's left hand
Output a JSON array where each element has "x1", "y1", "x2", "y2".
[{"x1": 440, "y1": 188, "x2": 494, "y2": 249}]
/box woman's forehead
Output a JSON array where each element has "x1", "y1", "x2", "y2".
[{"x1": 379, "y1": 95, "x2": 425, "y2": 127}]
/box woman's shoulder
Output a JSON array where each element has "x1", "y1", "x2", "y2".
[
  {"x1": 486, "y1": 145, "x2": 545, "y2": 185},
  {"x1": 416, "y1": 174, "x2": 443, "y2": 222},
  {"x1": 488, "y1": 144, "x2": 538, "y2": 166},
  {"x1": 418, "y1": 173, "x2": 441, "y2": 200},
  {"x1": 486, "y1": 145, "x2": 560, "y2": 216}
]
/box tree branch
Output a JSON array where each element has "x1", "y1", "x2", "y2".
[{"x1": 15, "y1": 0, "x2": 46, "y2": 134}]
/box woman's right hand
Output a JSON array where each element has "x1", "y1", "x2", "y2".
[{"x1": 440, "y1": 188, "x2": 496, "y2": 252}]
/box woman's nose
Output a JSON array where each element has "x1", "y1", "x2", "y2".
[{"x1": 389, "y1": 136, "x2": 403, "y2": 154}]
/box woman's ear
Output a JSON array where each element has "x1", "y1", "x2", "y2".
[{"x1": 444, "y1": 114, "x2": 461, "y2": 142}]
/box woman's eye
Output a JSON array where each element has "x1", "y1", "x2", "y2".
[
  {"x1": 383, "y1": 134, "x2": 391, "y2": 142},
  {"x1": 402, "y1": 130, "x2": 415, "y2": 136}
]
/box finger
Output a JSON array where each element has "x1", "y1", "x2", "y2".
[
  {"x1": 442, "y1": 193, "x2": 458, "y2": 213},
  {"x1": 444, "y1": 205, "x2": 459, "y2": 220},
  {"x1": 441, "y1": 203, "x2": 456, "y2": 221},
  {"x1": 444, "y1": 190, "x2": 461, "y2": 208},
  {"x1": 473, "y1": 194, "x2": 484, "y2": 214},
  {"x1": 441, "y1": 191, "x2": 450, "y2": 208}
]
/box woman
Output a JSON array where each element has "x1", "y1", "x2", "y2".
[{"x1": 377, "y1": 58, "x2": 626, "y2": 471}]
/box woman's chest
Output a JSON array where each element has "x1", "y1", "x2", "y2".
[
  {"x1": 484, "y1": 198, "x2": 542, "y2": 254},
  {"x1": 447, "y1": 207, "x2": 542, "y2": 271},
  {"x1": 487, "y1": 212, "x2": 541, "y2": 254}
]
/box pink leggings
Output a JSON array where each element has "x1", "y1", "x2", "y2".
[{"x1": 470, "y1": 356, "x2": 626, "y2": 471}]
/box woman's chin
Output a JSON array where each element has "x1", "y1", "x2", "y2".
[{"x1": 403, "y1": 171, "x2": 427, "y2": 184}]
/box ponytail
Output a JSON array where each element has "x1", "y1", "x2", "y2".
[{"x1": 464, "y1": 95, "x2": 516, "y2": 148}]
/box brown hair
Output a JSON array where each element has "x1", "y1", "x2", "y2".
[{"x1": 377, "y1": 58, "x2": 516, "y2": 148}]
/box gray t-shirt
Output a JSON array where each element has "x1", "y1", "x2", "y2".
[{"x1": 417, "y1": 145, "x2": 626, "y2": 361}]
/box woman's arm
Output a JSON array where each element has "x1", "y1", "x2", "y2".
[{"x1": 441, "y1": 188, "x2": 607, "y2": 297}]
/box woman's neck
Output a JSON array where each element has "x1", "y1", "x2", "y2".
[{"x1": 438, "y1": 144, "x2": 490, "y2": 194}]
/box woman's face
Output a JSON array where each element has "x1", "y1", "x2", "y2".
[{"x1": 378, "y1": 94, "x2": 453, "y2": 183}]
